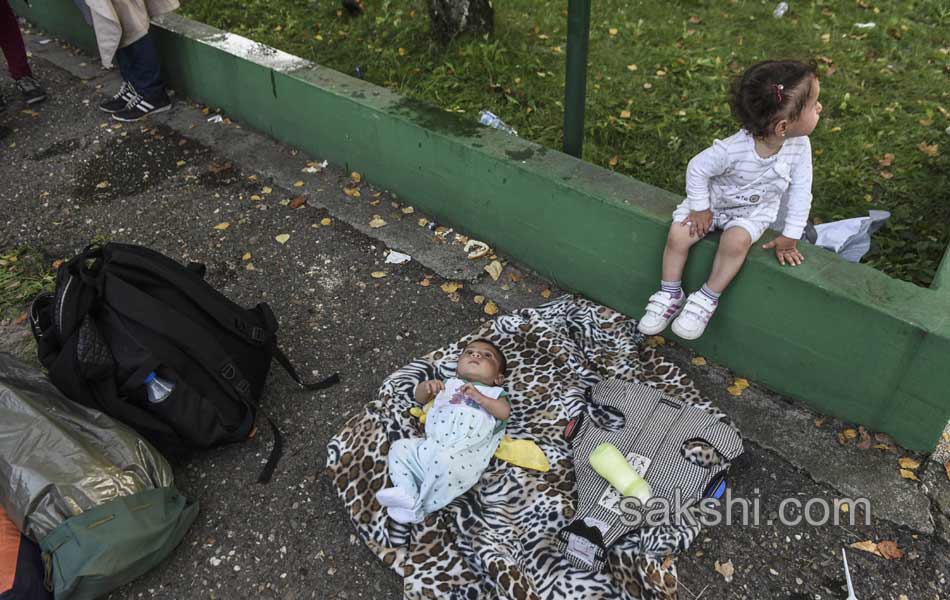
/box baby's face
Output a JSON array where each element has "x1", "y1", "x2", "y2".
[{"x1": 456, "y1": 342, "x2": 504, "y2": 386}]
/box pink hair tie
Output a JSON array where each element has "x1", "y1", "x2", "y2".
[{"x1": 774, "y1": 83, "x2": 784, "y2": 103}]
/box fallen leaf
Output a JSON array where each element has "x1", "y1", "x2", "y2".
[
  {"x1": 920, "y1": 117, "x2": 934, "y2": 126},
  {"x1": 289, "y1": 195, "x2": 307, "y2": 209},
  {"x1": 541, "y1": 289, "x2": 552, "y2": 298},
  {"x1": 645, "y1": 336, "x2": 666, "y2": 348},
  {"x1": 245, "y1": 262, "x2": 256, "y2": 271},
  {"x1": 873, "y1": 443, "x2": 896, "y2": 452},
  {"x1": 842, "y1": 428, "x2": 858, "y2": 440},
  {"x1": 898, "y1": 457, "x2": 920, "y2": 470},
  {"x1": 242, "y1": 252, "x2": 252, "y2": 261},
  {"x1": 688, "y1": 15, "x2": 701, "y2": 24},
  {"x1": 820, "y1": 32, "x2": 831, "y2": 43},
  {"x1": 351, "y1": 171, "x2": 362, "y2": 183},
  {"x1": 95, "y1": 180, "x2": 110, "y2": 189},
  {"x1": 320, "y1": 217, "x2": 332, "y2": 226},
  {"x1": 369, "y1": 216, "x2": 387, "y2": 228},
  {"x1": 262, "y1": 186, "x2": 272, "y2": 194},
  {"x1": 878, "y1": 153, "x2": 895, "y2": 167},
  {"x1": 213, "y1": 222, "x2": 230, "y2": 230},
  {"x1": 441, "y1": 282, "x2": 463, "y2": 294},
  {"x1": 370, "y1": 271, "x2": 387, "y2": 279},
  {"x1": 620, "y1": 110, "x2": 631, "y2": 119},
  {"x1": 248, "y1": 175, "x2": 258, "y2": 182},
  {"x1": 343, "y1": 187, "x2": 361, "y2": 198},
  {"x1": 417, "y1": 218, "x2": 429, "y2": 227},
  {"x1": 293, "y1": 180, "x2": 305, "y2": 187},
  {"x1": 275, "y1": 234, "x2": 290, "y2": 245},
  {"x1": 899, "y1": 468, "x2": 920, "y2": 481},
  {"x1": 918, "y1": 142, "x2": 939, "y2": 157},
  {"x1": 484, "y1": 301, "x2": 499, "y2": 316},
  {"x1": 402, "y1": 206, "x2": 415, "y2": 214},
  {"x1": 608, "y1": 155, "x2": 619, "y2": 167},
  {"x1": 447, "y1": 292, "x2": 461, "y2": 303},
  {"x1": 733, "y1": 378, "x2": 749, "y2": 390},
  {"x1": 419, "y1": 278, "x2": 431, "y2": 287},
  {"x1": 691, "y1": 356, "x2": 707, "y2": 366},
  {"x1": 250, "y1": 195, "x2": 262, "y2": 201},
  {"x1": 608, "y1": 28, "x2": 618, "y2": 36},
  {"x1": 850, "y1": 540, "x2": 880, "y2": 556},
  {"x1": 727, "y1": 385, "x2": 743, "y2": 397},
  {"x1": 485, "y1": 260, "x2": 503, "y2": 281},
  {"x1": 52, "y1": 259, "x2": 64, "y2": 269},
  {"x1": 473, "y1": 295, "x2": 485, "y2": 304},
  {"x1": 880, "y1": 170, "x2": 894, "y2": 180},
  {"x1": 643, "y1": 82, "x2": 653, "y2": 90},
  {"x1": 857, "y1": 428, "x2": 872, "y2": 450},
  {"x1": 814, "y1": 416, "x2": 830, "y2": 428},
  {"x1": 877, "y1": 540, "x2": 904, "y2": 560},
  {"x1": 176, "y1": 160, "x2": 186, "y2": 167},
  {"x1": 839, "y1": 502, "x2": 850, "y2": 513},
  {"x1": 626, "y1": 64, "x2": 638, "y2": 71},
  {"x1": 714, "y1": 559, "x2": 734, "y2": 582}
]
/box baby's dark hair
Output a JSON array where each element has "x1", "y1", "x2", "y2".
[
  {"x1": 730, "y1": 60, "x2": 818, "y2": 138},
  {"x1": 466, "y1": 338, "x2": 507, "y2": 374}
]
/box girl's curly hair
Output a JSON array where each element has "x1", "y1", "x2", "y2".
[{"x1": 730, "y1": 60, "x2": 818, "y2": 138}]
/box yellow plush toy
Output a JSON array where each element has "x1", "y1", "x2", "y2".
[{"x1": 409, "y1": 400, "x2": 550, "y2": 472}]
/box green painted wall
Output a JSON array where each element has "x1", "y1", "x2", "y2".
[{"x1": 16, "y1": 4, "x2": 950, "y2": 450}]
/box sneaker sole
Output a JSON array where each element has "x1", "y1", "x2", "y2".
[
  {"x1": 98, "y1": 104, "x2": 125, "y2": 114},
  {"x1": 111, "y1": 103, "x2": 172, "y2": 123}
]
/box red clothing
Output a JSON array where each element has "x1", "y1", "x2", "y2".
[{"x1": 0, "y1": 0, "x2": 32, "y2": 80}]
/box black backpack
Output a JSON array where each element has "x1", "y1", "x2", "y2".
[{"x1": 28, "y1": 243, "x2": 339, "y2": 482}]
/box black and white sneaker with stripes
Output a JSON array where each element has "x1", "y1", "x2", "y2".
[
  {"x1": 98, "y1": 81, "x2": 136, "y2": 114},
  {"x1": 111, "y1": 87, "x2": 171, "y2": 122}
]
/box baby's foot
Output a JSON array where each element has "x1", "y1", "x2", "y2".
[
  {"x1": 671, "y1": 291, "x2": 718, "y2": 340},
  {"x1": 376, "y1": 486, "x2": 415, "y2": 510},
  {"x1": 637, "y1": 290, "x2": 686, "y2": 335}
]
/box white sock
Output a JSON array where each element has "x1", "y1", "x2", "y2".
[{"x1": 387, "y1": 506, "x2": 419, "y2": 524}]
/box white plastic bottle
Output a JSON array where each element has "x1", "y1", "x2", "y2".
[{"x1": 144, "y1": 372, "x2": 174, "y2": 404}]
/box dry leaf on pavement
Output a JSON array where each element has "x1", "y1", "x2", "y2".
[
  {"x1": 541, "y1": 289, "x2": 552, "y2": 298},
  {"x1": 242, "y1": 252, "x2": 251, "y2": 261},
  {"x1": 320, "y1": 218, "x2": 332, "y2": 226},
  {"x1": 485, "y1": 260, "x2": 503, "y2": 281},
  {"x1": 898, "y1": 457, "x2": 920, "y2": 470},
  {"x1": 850, "y1": 540, "x2": 880, "y2": 556},
  {"x1": 369, "y1": 216, "x2": 387, "y2": 228},
  {"x1": 275, "y1": 234, "x2": 290, "y2": 245},
  {"x1": 289, "y1": 196, "x2": 307, "y2": 209},
  {"x1": 343, "y1": 187, "x2": 361, "y2": 198},
  {"x1": 877, "y1": 540, "x2": 904, "y2": 560},
  {"x1": 899, "y1": 469, "x2": 920, "y2": 481},
  {"x1": 351, "y1": 171, "x2": 362, "y2": 183},
  {"x1": 370, "y1": 271, "x2": 387, "y2": 279},
  {"x1": 441, "y1": 282, "x2": 462, "y2": 294},
  {"x1": 213, "y1": 222, "x2": 230, "y2": 230},
  {"x1": 484, "y1": 301, "x2": 499, "y2": 316},
  {"x1": 691, "y1": 357, "x2": 707, "y2": 366}
]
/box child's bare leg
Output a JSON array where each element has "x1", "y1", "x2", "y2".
[
  {"x1": 706, "y1": 227, "x2": 753, "y2": 292},
  {"x1": 638, "y1": 222, "x2": 703, "y2": 335},
  {"x1": 662, "y1": 222, "x2": 704, "y2": 282}
]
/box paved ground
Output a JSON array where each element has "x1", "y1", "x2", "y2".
[{"x1": 2, "y1": 27, "x2": 950, "y2": 600}]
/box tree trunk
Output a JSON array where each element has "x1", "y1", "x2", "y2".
[{"x1": 427, "y1": 0, "x2": 494, "y2": 42}]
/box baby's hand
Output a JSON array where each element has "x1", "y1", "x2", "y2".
[
  {"x1": 680, "y1": 209, "x2": 713, "y2": 238},
  {"x1": 460, "y1": 383, "x2": 487, "y2": 404},
  {"x1": 414, "y1": 380, "x2": 444, "y2": 402},
  {"x1": 762, "y1": 236, "x2": 804, "y2": 266}
]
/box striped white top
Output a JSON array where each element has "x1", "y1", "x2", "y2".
[{"x1": 685, "y1": 129, "x2": 813, "y2": 239}]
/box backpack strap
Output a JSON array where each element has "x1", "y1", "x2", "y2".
[
  {"x1": 272, "y1": 344, "x2": 341, "y2": 390},
  {"x1": 256, "y1": 414, "x2": 284, "y2": 484}
]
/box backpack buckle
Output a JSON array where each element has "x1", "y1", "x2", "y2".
[
  {"x1": 250, "y1": 327, "x2": 265, "y2": 342},
  {"x1": 221, "y1": 363, "x2": 236, "y2": 380},
  {"x1": 236, "y1": 379, "x2": 250, "y2": 396}
]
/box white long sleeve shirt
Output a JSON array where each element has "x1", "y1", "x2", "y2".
[{"x1": 684, "y1": 130, "x2": 813, "y2": 239}]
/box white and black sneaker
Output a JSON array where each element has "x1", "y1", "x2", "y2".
[
  {"x1": 99, "y1": 81, "x2": 135, "y2": 114},
  {"x1": 112, "y1": 88, "x2": 171, "y2": 122}
]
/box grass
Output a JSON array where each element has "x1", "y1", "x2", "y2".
[
  {"x1": 0, "y1": 249, "x2": 54, "y2": 317},
  {"x1": 180, "y1": 0, "x2": 949, "y2": 286}
]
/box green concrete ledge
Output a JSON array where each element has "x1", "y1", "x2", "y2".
[{"x1": 14, "y1": 2, "x2": 950, "y2": 451}]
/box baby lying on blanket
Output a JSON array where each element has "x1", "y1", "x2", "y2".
[{"x1": 376, "y1": 340, "x2": 510, "y2": 524}]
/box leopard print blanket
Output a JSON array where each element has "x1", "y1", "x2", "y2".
[{"x1": 326, "y1": 296, "x2": 739, "y2": 599}]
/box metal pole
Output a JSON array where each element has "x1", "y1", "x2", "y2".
[{"x1": 563, "y1": 0, "x2": 591, "y2": 158}]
